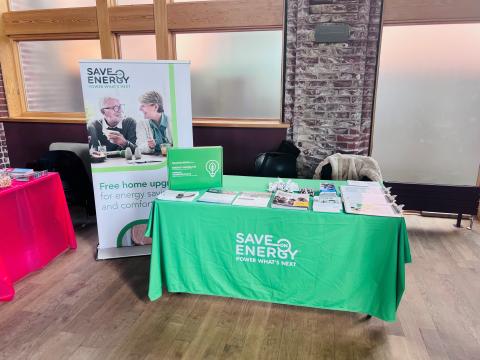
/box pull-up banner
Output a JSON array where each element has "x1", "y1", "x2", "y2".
[{"x1": 79, "y1": 60, "x2": 193, "y2": 259}]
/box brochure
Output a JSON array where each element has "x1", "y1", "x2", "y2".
[
  {"x1": 342, "y1": 202, "x2": 401, "y2": 217},
  {"x1": 340, "y1": 185, "x2": 386, "y2": 195},
  {"x1": 346, "y1": 180, "x2": 382, "y2": 188},
  {"x1": 341, "y1": 192, "x2": 390, "y2": 205},
  {"x1": 313, "y1": 194, "x2": 343, "y2": 213},
  {"x1": 232, "y1": 192, "x2": 272, "y2": 208},
  {"x1": 157, "y1": 190, "x2": 199, "y2": 202},
  {"x1": 271, "y1": 190, "x2": 309, "y2": 211},
  {"x1": 341, "y1": 185, "x2": 401, "y2": 217},
  {"x1": 319, "y1": 183, "x2": 337, "y2": 194},
  {"x1": 197, "y1": 189, "x2": 238, "y2": 204}
]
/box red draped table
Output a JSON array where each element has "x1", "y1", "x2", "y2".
[{"x1": 0, "y1": 172, "x2": 76, "y2": 301}]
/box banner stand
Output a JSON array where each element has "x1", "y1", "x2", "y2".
[{"x1": 79, "y1": 60, "x2": 193, "y2": 259}]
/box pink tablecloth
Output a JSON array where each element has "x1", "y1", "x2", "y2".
[{"x1": 0, "y1": 173, "x2": 76, "y2": 301}]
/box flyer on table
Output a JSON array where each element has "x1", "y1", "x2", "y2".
[{"x1": 79, "y1": 60, "x2": 193, "y2": 259}]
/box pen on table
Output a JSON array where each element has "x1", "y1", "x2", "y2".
[{"x1": 129, "y1": 160, "x2": 164, "y2": 164}]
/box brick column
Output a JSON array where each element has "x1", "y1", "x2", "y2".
[
  {"x1": 0, "y1": 64, "x2": 10, "y2": 168},
  {"x1": 284, "y1": 0, "x2": 383, "y2": 177}
]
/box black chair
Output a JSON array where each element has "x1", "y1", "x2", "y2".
[
  {"x1": 32, "y1": 150, "x2": 95, "y2": 216},
  {"x1": 277, "y1": 140, "x2": 301, "y2": 158},
  {"x1": 254, "y1": 141, "x2": 300, "y2": 178}
]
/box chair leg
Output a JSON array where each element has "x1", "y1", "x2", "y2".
[{"x1": 455, "y1": 213, "x2": 462, "y2": 228}]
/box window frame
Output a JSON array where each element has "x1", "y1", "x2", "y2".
[{"x1": 0, "y1": 0, "x2": 288, "y2": 128}]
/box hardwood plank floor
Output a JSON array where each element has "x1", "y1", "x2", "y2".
[{"x1": 1, "y1": 215, "x2": 480, "y2": 360}]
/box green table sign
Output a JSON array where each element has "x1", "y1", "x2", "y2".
[{"x1": 167, "y1": 146, "x2": 223, "y2": 190}]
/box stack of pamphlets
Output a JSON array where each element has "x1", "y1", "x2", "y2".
[
  {"x1": 341, "y1": 182, "x2": 401, "y2": 217},
  {"x1": 6, "y1": 168, "x2": 34, "y2": 181},
  {"x1": 197, "y1": 189, "x2": 238, "y2": 204},
  {"x1": 319, "y1": 183, "x2": 337, "y2": 194},
  {"x1": 32, "y1": 170, "x2": 48, "y2": 180},
  {"x1": 7, "y1": 168, "x2": 34, "y2": 176},
  {"x1": 157, "y1": 190, "x2": 199, "y2": 202},
  {"x1": 232, "y1": 192, "x2": 272, "y2": 208},
  {"x1": 271, "y1": 190, "x2": 309, "y2": 211},
  {"x1": 313, "y1": 193, "x2": 343, "y2": 213}
]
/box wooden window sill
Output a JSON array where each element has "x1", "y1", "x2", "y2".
[
  {"x1": 2, "y1": 115, "x2": 290, "y2": 129},
  {"x1": 2, "y1": 114, "x2": 86, "y2": 124},
  {"x1": 193, "y1": 118, "x2": 289, "y2": 129}
]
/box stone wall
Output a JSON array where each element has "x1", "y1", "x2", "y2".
[
  {"x1": 284, "y1": 0, "x2": 383, "y2": 177},
  {"x1": 0, "y1": 65, "x2": 9, "y2": 168}
]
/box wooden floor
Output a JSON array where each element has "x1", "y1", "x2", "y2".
[{"x1": 1, "y1": 215, "x2": 480, "y2": 360}]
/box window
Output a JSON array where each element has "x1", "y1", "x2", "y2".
[
  {"x1": 116, "y1": 0, "x2": 152, "y2": 4},
  {"x1": 0, "y1": 0, "x2": 285, "y2": 126},
  {"x1": 18, "y1": 40, "x2": 101, "y2": 112},
  {"x1": 119, "y1": 31, "x2": 283, "y2": 119},
  {"x1": 9, "y1": 0, "x2": 95, "y2": 11},
  {"x1": 119, "y1": 34, "x2": 156, "y2": 60},
  {"x1": 372, "y1": 24, "x2": 480, "y2": 186},
  {"x1": 176, "y1": 31, "x2": 282, "y2": 119}
]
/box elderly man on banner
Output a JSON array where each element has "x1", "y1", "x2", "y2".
[{"x1": 87, "y1": 96, "x2": 137, "y2": 152}]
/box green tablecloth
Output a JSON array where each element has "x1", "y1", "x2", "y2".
[{"x1": 146, "y1": 176, "x2": 411, "y2": 321}]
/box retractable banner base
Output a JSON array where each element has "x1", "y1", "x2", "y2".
[{"x1": 97, "y1": 245, "x2": 152, "y2": 260}]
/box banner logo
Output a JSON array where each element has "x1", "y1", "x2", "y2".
[
  {"x1": 87, "y1": 67, "x2": 130, "y2": 85},
  {"x1": 205, "y1": 160, "x2": 220, "y2": 178},
  {"x1": 235, "y1": 232, "x2": 298, "y2": 267}
]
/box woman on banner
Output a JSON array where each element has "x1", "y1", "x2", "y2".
[{"x1": 136, "y1": 91, "x2": 173, "y2": 155}]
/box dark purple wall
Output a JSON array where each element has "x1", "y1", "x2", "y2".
[
  {"x1": 4, "y1": 122, "x2": 87, "y2": 168},
  {"x1": 4, "y1": 122, "x2": 287, "y2": 175},
  {"x1": 193, "y1": 127, "x2": 287, "y2": 175}
]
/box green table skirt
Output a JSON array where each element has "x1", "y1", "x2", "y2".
[{"x1": 147, "y1": 176, "x2": 411, "y2": 321}]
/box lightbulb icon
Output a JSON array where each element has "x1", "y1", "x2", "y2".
[{"x1": 206, "y1": 160, "x2": 220, "y2": 178}]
